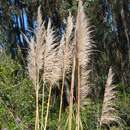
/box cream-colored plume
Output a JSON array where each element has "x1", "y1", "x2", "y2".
[
  {"x1": 27, "y1": 37, "x2": 37, "y2": 85},
  {"x1": 100, "y1": 67, "x2": 123, "y2": 128},
  {"x1": 27, "y1": 6, "x2": 45, "y2": 86},
  {"x1": 43, "y1": 12, "x2": 75, "y2": 85},
  {"x1": 43, "y1": 19, "x2": 62, "y2": 85},
  {"x1": 27, "y1": 7, "x2": 45, "y2": 130},
  {"x1": 64, "y1": 12, "x2": 75, "y2": 77},
  {"x1": 76, "y1": 0, "x2": 94, "y2": 105}
]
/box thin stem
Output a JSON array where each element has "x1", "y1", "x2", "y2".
[
  {"x1": 35, "y1": 69, "x2": 40, "y2": 130},
  {"x1": 41, "y1": 81, "x2": 45, "y2": 130},
  {"x1": 68, "y1": 54, "x2": 76, "y2": 130},
  {"x1": 77, "y1": 60, "x2": 80, "y2": 130},
  {"x1": 58, "y1": 36, "x2": 67, "y2": 130},
  {"x1": 35, "y1": 88, "x2": 39, "y2": 130},
  {"x1": 76, "y1": 2, "x2": 81, "y2": 129},
  {"x1": 44, "y1": 83, "x2": 52, "y2": 130},
  {"x1": 57, "y1": 69, "x2": 65, "y2": 130}
]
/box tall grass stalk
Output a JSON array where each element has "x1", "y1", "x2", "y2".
[
  {"x1": 76, "y1": 1, "x2": 80, "y2": 130},
  {"x1": 68, "y1": 53, "x2": 76, "y2": 130},
  {"x1": 41, "y1": 81, "x2": 45, "y2": 130},
  {"x1": 35, "y1": 72, "x2": 40, "y2": 130},
  {"x1": 76, "y1": 0, "x2": 94, "y2": 105},
  {"x1": 58, "y1": 12, "x2": 74, "y2": 130},
  {"x1": 57, "y1": 35, "x2": 66, "y2": 130},
  {"x1": 76, "y1": 56, "x2": 81, "y2": 130},
  {"x1": 44, "y1": 83, "x2": 52, "y2": 130},
  {"x1": 27, "y1": 6, "x2": 45, "y2": 130},
  {"x1": 57, "y1": 60, "x2": 65, "y2": 130}
]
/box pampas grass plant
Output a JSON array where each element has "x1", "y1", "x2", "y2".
[
  {"x1": 27, "y1": 6, "x2": 45, "y2": 130},
  {"x1": 26, "y1": 2, "x2": 124, "y2": 130}
]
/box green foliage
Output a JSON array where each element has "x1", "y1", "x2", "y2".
[
  {"x1": 0, "y1": 53, "x2": 35, "y2": 129},
  {"x1": 117, "y1": 83, "x2": 130, "y2": 130},
  {"x1": 81, "y1": 102, "x2": 99, "y2": 130}
]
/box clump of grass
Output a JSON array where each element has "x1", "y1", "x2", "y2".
[{"x1": 27, "y1": 1, "x2": 124, "y2": 130}]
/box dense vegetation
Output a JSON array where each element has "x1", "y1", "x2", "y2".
[{"x1": 0, "y1": 0, "x2": 130, "y2": 130}]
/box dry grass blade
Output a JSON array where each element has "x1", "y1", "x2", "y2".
[{"x1": 100, "y1": 67, "x2": 123, "y2": 129}]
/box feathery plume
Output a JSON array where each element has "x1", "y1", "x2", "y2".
[
  {"x1": 43, "y1": 19, "x2": 60, "y2": 130},
  {"x1": 27, "y1": 38, "x2": 37, "y2": 85},
  {"x1": 43, "y1": 19, "x2": 62, "y2": 85},
  {"x1": 64, "y1": 12, "x2": 75, "y2": 77},
  {"x1": 43, "y1": 12, "x2": 74, "y2": 85},
  {"x1": 76, "y1": 0, "x2": 94, "y2": 105},
  {"x1": 27, "y1": 6, "x2": 45, "y2": 130},
  {"x1": 27, "y1": 6, "x2": 45, "y2": 85},
  {"x1": 57, "y1": 12, "x2": 75, "y2": 130},
  {"x1": 100, "y1": 67, "x2": 123, "y2": 128}
]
